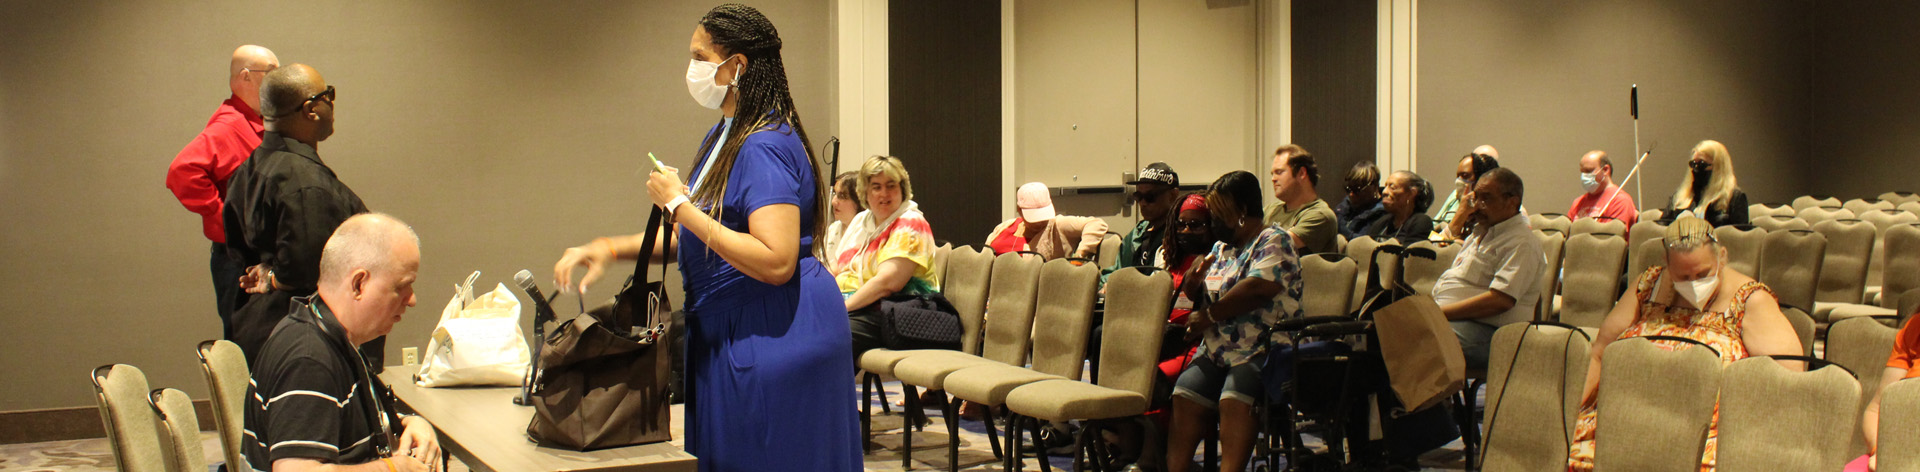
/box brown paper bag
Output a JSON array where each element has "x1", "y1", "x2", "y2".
[{"x1": 1372, "y1": 294, "x2": 1466, "y2": 412}]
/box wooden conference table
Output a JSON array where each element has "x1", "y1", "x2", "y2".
[{"x1": 377, "y1": 370, "x2": 697, "y2": 472}]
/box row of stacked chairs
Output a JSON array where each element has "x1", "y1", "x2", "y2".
[{"x1": 90, "y1": 341, "x2": 253, "y2": 472}]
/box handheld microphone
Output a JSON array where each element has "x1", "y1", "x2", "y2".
[{"x1": 514, "y1": 270, "x2": 559, "y2": 324}]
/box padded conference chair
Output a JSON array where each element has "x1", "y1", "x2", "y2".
[
  {"x1": 1799, "y1": 206, "x2": 1856, "y2": 225},
  {"x1": 92, "y1": 364, "x2": 167, "y2": 472},
  {"x1": 1556, "y1": 233, "x2": 1626, "y2": 328},
  {"x1": 1344, "y1": 236, "x2": 1390, "y2": 309},
  {"x1": 1096, "y1": 232, "x2": 1122, "y2": 270},
  {"x1": 1531, "y1": 213, "x2": 1572, "y2": 235},
  {"x1": 1862, "y1": 212, "x2": 1920, "y2": 301},
  {"x1": 932, "y1": 243, "x2": 953, "y2": 291},
  {"x1": 150, "y1": 388, "x2": 209, "y2": 472},
  {"x1": 1794, "y1": 195, "x2": 1843, "y2": 212},
  {"x1": 1570, "y1": 218, "x2": 1626, "y2": 238},
  {"x1": 1750, "y1": 203, "x2": 1793, "y2": 219},
  {"x1": 1714, "y1": 225, "x2": 1767, "y2": 277},
  {"x1": 1881, "y1": 224, "x2": 1920, "y2": 309},
  {"x1": 1536, "y1": 230, "x2": 1568, "y2": 322},
  {"x1": 937, "y1": 258, "x2": 1100, "y2": 470},
  {"x1": 1625, "y1": 238, "x2": 1664, "y2": 288},
  {"x1": 1402, "y1": 240, "x2": 1457, "y2": 296},
  {"x1": 1759, "y1": 230, "x2": 1826, "y2": 315},
  {"x1": 1877, "y1": 379, "x2": 1920, "y2": 472},
  {"x1": 1845, "y1": 199, "x2": 1896, "y2": 217},
  {"x1": 1813, "y1": 219, "x2": 1877, "y2": 322},
  {"x1": 1480, "y1": 323, "x2": 1592, "y2": 471},
  {"x1": 1627, "y1": 220, "x2": 1668, "y2": 269},
  {"x1": 888, "y1": 252, "x2": 1043, "y2": 464},
  {"x1": 857, "y1": 245, "x2": 996, "y2": 452},
  {"x1": 1716, "y1": 357, "x2": 1861, "y2": 472},
  {"x1": 1301, "y1": 253, "x2": 1359, "y2": 317},
  {"x1": 1001, "y1": 268, "x2": 1173, "y2": 472},
  {"x1": 1783, "y1": 306, "x2": 1817, "y2": 357},
  {"x1": 1591, "y1": 337, "x2": 1724, "y2": 472},
  {"x1": 1752, "y1": 215, "x2": 1810, "y2": 233},
  {"x1": 196, "y1": 340, "x2": 249, "y2": 471},
  {"x1": 1824, "y1": 316, "x2": 1901, "y2": 457},
  {"x1": 1879, "y1": 192, "x2": 1920, "y2": 206}
]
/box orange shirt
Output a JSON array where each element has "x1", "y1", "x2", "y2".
[{"x1": 1888, "y1": 315, "x2": 1920, "y2": 379}]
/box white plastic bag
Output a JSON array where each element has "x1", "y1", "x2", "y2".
[{"x1": 416, "y1": 271, "x2": 532, "y2": 387}]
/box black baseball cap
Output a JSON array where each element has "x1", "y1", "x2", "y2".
[{"x1": 1127, "y1": 162, "x2": 1179, "y2": 187}]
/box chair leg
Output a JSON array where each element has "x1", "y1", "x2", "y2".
[
  {"x1": 1203, "y1": 430, "x2": 1218, "y2": 472},
  {"x1": 946, "y1": 396, "x2": 961, "y2": 472},
  {"x1": 986, "y1": 405, "x2": 1004, "y2": 459},
  {"x1": 1035, "y1": 417, "x2": 1054, "y2": 472},
  {"x1": 1071, "y1": 422, "x2": 1089, "y2": 472},
  {"x1": 862, "y1": 372, "x2": 874, "y2": 454},
  {"x1": 1005, "y1": 413, "x2": 1025, "y2": 472},
  {"x1": 904, "y1": 383, "x2": 920, "y2": 469},
  {"x1": 880, "y1": 376, "x2": 894, "y2": 414}
]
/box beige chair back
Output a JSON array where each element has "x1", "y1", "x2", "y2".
[
  {"x1": 1783, "y1": 306, "x2": 1816, "y2": 356},
  {"x1": 981, "y1": 252, "x2": 1045, "y2": 365},
  {"x1": 1097, "y1": 268, "x2": 1174, "y2": 395},
  {"x1": 1530, "y1": 213, "x2": 1572, "y2": 234},
  {"x1": 1793, "y1": 195, "x2": 1843, "y2": 212},
  {"x1": 1902, "y1": 201, "x2": 1920, "y2": 218},
  {"x1": 1714, "y1": 225, "x2": 1768, "y2": 277},
  {"x1": 1885, "y1": 224, "x2": 1920, "y2": 309},
  {"x1": 92, "y1": 364, "x2": 167, "y2": 472},
  {"x1": 1639, "y1": 209, "x2": 1664, "y2": 225},
  {"x1": 1095, "y1": 232, "x2": 1122, "y2": 269},
  {"x1": 1825, "y1": 316, "x2": 1901, "y2": 457},
  {"x1": 1559, "y1": 233, "x2": 1626, "y2": 328},
  {"x1": 1480, "y1": 323, "x2": 1592, "y2": 471},
  {"x1": 1877, "y1": 379, "x2": 1920, "y2": 471},
  {"x1": 1335, "y1": 233, "x2": 1349, "y2": 254},
  {"x1": 1627, "y1": 220, "x2": 1668, "y2": 268},
  {"x1": 1878, "y1": 192, "x2": 1920, "y2": 206},
  {"x1": 1403, "y1": 240, "x2": 1457, "y2": 296},
  {"x1": 1752, "y1": 215, "x2": 1810, "y2": 232},
  {"x1": 1301, "y1": 253, "x2": 1358, "y2": 317},
  {"x1": 1716, "y1": 357, "x2": 1861, "y2": 472},
  {"x1": 1625, "y1": 237, "x2": 1665, "y2": 288},
  {"x1": 1844, "y1": 198, "x2": 1895, "y2": 216},
  {"x1": 1759, "y1": 230, "x2": 1827, "y2": 312},
  {"x1": 943, "y1": 246, "x2": 997, "y2": 355},
  {"x1": 150, "y1": 388, "x2": 209, "y2": 472},
  {"x1": 1029, "y1": 259, "x2": 1101, "y2": 379},
  {"x1": 1344, "y1": 236, "x2": 1387, "y2": 308},
  {"x1": 196, "y1": 340, "x2": 248, "y2": 471},
  {"x1": 1813, "y1": 219, "x2": 1875, "y2": 305},
  {"x1": 1799, "y1": 206, "x2": 1856, "y2": 224},
  {"x1": 1536, "y1": 230, "x2": 1568, "y2": 322},
  {"x1": 1863, "y1": 211, "x2": 1920, "y2": 289},
  {"x1": 1592, "y1": 337, "x2": 1723, "y2": 471},
  {"x1": 1751, "y1": 203, "x2": 1794, "y2": 219},
  {"x1": 931, "y1": 243, "x2": 953, "y2": 291},
  {"x1": 1570, "y1": 218, "x2": 1627, "y2": 238}
]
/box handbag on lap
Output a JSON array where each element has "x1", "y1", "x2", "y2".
[
  {"x1": 877, "y1": 291, "x2": 962, "y2": 351},
  {"x1": 525, "y1": 207, "x2": 674, "y2": 451}
]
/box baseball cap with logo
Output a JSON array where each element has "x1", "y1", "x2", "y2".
[
  {"x1": 1016, "y1": 182, "x2": 1056, "y2": 222},
  {"x1": 1126, "y1": 162, "x2": 1180, "y2": 188}
]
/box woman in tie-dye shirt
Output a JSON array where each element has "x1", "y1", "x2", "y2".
[{"x1": 836, "y1": 155, "x2": 940, "y2": 362}]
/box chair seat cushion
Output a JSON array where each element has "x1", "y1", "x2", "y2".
[
  {"x1": 892, "y1": 351, "x2": 997, "y2": 388},
  {"x1": 857, "y1": 348, "x2": 916, "y2": 376},
  {"x1": 943, "y1": 364, "x2": 1064, "y2": 406},
  {"x1": 1004, "y1": 379, "x2": 1148, "y2": 422},
  {"x1": 1827, "y1": 303, "x2": 1898, "y2": 324}
]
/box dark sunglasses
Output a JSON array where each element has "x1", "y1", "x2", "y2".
[
  {"x1": 1132, "y1": 187, "x2": 1172, "y2": 201},
  {"x1": 271, "y1": 85, "x2": 336, "y2": 118},
  {"x1": 1174, "y1": 220, "x2": 1209, "y2": 231}
]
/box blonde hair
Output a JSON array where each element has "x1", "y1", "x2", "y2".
[
  {"x1": 1673, "y1": 140, "x2": 1739, "y2": 211},
  {"x1": 1663, "y1": 216, "x2": 1717, "y2": 252},
  {"x1": 857, "y1": 155, "x2": 913, "y2": 203}
]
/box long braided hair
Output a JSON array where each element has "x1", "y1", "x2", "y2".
[{"x1": 691, "y1": 4, "x2": 828, "y2": 250}]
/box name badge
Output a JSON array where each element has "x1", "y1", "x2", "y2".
[
  {"x1": 1204, "y1": 273, "x2": 1227, "y2": 292},
  {"x1": 1173, "y1": 295, "x2": 1195, "y2": 310}
]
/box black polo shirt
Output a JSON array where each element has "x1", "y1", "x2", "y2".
[{"x1": 242, "y1": 295, "x2": 397, "y2": 470}]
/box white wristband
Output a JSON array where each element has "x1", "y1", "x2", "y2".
[{"x1": 664, "y1": 195, "x2": 690, "y2": 216}]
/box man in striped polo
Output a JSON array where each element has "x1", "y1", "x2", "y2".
[{"x1": 242, "y1": 213, "x2": 437, "y2": 472}]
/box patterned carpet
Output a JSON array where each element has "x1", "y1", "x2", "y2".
[{"x1": 4, "y1": 379, "x2": 1469, "y2": 471}]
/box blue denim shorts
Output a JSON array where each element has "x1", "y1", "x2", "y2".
[{"x1": 1172, "y1": 353, "x2": 1265, "y2": 409}]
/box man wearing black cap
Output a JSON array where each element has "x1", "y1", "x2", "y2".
[{"x1": 1105, "y1": 162, "x2": 1182, "y2": 284}]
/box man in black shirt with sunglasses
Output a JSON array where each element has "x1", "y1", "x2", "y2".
[{"x1": 223, "y1": 64, "x2": 374, "y2": 365}]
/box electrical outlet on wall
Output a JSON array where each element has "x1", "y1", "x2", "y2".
[{"x1": 402, "y1": 347, "x2": 419, "y2": 366}]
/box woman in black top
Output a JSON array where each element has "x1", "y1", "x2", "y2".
[
  {"x1": 1367, "y1": 170, "x2": 1436, "y2": 244},
  {"x1": 1660, "y1": 139, "x2": 1749, "y2": 227}
]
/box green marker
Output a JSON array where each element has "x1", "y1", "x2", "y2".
[{"x1": 647, "y1": 152, "x2": 670, "y2": 173}]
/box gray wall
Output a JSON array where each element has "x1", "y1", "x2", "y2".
[
  {"x1": 1809, "y1": 1, "x2": 1920, "y2": 200},
  {"x1": 1418, "y1": 0, "x2": 1812, "y2": 213},
  {"x1": 1292, "y1": 0, "x2": 1377, "y2": 204},
  {"x1": 889, "y1": 0, "x2": 1002, "y2": 242},
  {"x1": 0, "y1": 0, "x2": 829, "y2": 411}
]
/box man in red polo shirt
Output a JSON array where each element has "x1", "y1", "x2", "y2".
[{"x1": 165, "y1": 44, "x2": 278, "y2": 338}]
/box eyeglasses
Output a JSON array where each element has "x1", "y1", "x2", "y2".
[
  {"x1": 271, "y1": 85, "x2": 335, "y2": 118},
  {"x1": 1346, "y1": 184, "x2": 1379, "y2": 194},
  {"x1": 1175, "y1": 220, "x2": 1209, "y2": 231}
]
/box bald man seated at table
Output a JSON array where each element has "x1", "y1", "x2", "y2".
[{"x1": 242, "y1": 213, "x2": 439, "y2": 472}]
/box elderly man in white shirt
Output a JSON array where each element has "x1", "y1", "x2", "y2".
[{"x1": 1430, "y1": 168, "x2": 1545, "y2": 368}]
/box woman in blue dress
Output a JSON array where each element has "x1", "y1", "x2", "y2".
[{"x1": 551, "y1": 4, "x2": 860, "y2": 471}]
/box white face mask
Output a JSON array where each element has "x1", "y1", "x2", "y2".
[
  {"x1": 1673, "y1": 269, "x2": 1719, "y2": 307},
  {"x1": 1580, "y1": 172, "x2": 1601, "y2": 194},
  {"x1": 686, "y1": 56, "x2": 739, "y2": 110}
]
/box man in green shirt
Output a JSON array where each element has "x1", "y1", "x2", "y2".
[
  {"x1": 1264, "y1": 144, "x2": 1338, "y2": 254},
  {"x1": 1104, "y1": 162, "x2": 1181, "y2": 284}
]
